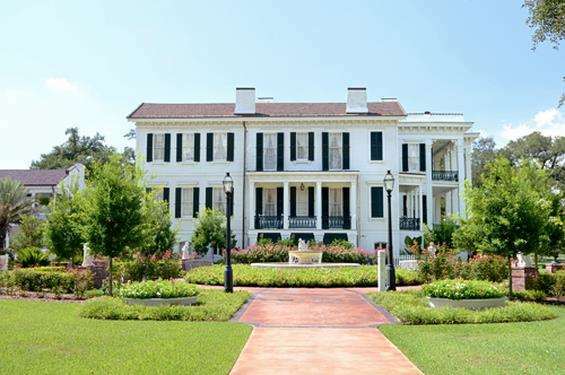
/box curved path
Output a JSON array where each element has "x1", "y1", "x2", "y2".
[{"x1": 230, "y1": 288, "x2": 422, "y2": 374}]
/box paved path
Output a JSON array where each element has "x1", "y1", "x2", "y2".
[{"x1": 230, "y1": 288, "x2": 422, "y2": 374}]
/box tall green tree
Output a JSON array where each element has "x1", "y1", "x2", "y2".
[
  {"x1": 10, "y1": 214, "x2": 45, "y2": 252},
  {"x1": 471, "y1": 137, "x2": 499, "y2": 186},
  {"x1": 191, "y1": 209, "x2": 227, "y2": 255},
  {"x1": 0, "y1": 178, "x2": 33, "y2": 253},
  {"x1": 82, "y1": 156, "x2": 145, "y2": 295},
  {"x1": 138, "y1": 192, "x2": 177, "y2": 258}
]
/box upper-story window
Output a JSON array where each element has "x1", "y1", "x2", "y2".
[
  {"x1": 263, "y1": 133, "x2": 277, "y2": 171},
  {"x1": 182, "y1": 134, "x2": 194, "y2": 161},
  {"x1": 402, "y1": 143, "x2": 426, "y2": 172},
  {"x1": 153, "y1": 134, "x2": 165, "y2": 162},
  {"x1": 296, "y1": 133, "x2": 309, "y2": 161},
  {"x1": 408, "y1": 144, "x2": 419, "y2": 171},
  {"x1": 181, "y1": 187, "x2": 194, "y2": 217},
  {"x1": 329, "y1": 188, "x2": 342, "y2": 216},
  {"x1": 329, "y1": 133, "x2": 342, "y2": 170},
  {"x1": 214, "y1": 133, "x2": 227, "y2": 161}
]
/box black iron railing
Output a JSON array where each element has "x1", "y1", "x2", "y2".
[
  {"x1": 289, "y1": 216, "x2": 317, "y2": 228},
  {"x1": 322, "y1": 215, "x2": 351, "y2": 229},
  {"x1": 432, "y1": 170, "x2": 458, "y2": 181},
  {"x1": 399, "y1": 217, "x2": 420, "y2": 230},
  {"x1": 255, "y1": 215, "x2": 283, "y2": 229}
]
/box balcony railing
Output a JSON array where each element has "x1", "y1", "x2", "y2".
[
  {"x1": 289, "y1": 216, "x2": 317, "y2": 228},
  {"x1": 322, "y1": 215, "x2": 351, "y2": 230},
  {"x1": 432, "y1": 170, "x2": 458, "y2": 181},
  {"x1": 255, "y1": 215, "x2": 283, "y2": 229},
  {"x1": 399, "y1": 217, "x2": 420, "y2": 231}
]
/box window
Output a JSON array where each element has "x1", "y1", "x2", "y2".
[
  {"x1": 213, "y1": 133, "x2": 227, "y2": 161},
  {"x1": 329, "y1": 188, "x2": 342, "y2": 216},
  {"x1": 182, "y1": 134, "x2": 194, "y2": 161},
  {"x1": 213, "y1": 187, "x2": 226, "y2": 212},
  {"x1": 263, "y1": 133, "x2": 277, "y2": 171},
  {"x1": 296, "y1": 133, "x2": 308, "y2": 160},
  {"x1": 371, "y1": 186, "x2": 384, "y2": 218},
  {"x1": 153, "y1": 134, "x2": 165, "y2": 161},
  {"x1": 329, "y1": 133, "x2": 342, "y2": 170},
  {"x1": 296, "y1": 188, "x2": 308, "y2": 216},
  {"x1": 263, "y1": 188, "x2": 277, "y2": 216},
  {"x1": 181, "y1": 188, "x2": 194, "y2": 217},
  {"x1": 408, "y1": 144, "x2": 419, "y2": 171}
]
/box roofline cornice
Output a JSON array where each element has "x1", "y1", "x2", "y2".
[{"x1": 130, "y1": 115, "x2": 406, "y2": 125}]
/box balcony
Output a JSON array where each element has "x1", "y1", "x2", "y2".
[
  {"x1": 400, "y1": 217, "x2": 420, "y2": 231},
  {"x1": 322, "y1": 215, "x2": 351, "y2": 230},
  {"x1": 255, "y1": 215, "x2": 283, "y2": 229},
  {"x1": 289, "y1": 216, "x2": 317, "y2": 229},
  {"x1": 432, "y1": 170, "x2": 458, "y2": 182}
]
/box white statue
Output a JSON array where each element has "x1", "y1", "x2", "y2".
[
  {"x1": 82, "y1": 243, "x2": 94, "y2": 267},
  {"x1": 0, "y1": 254, "x2": 8, "y2": 271},
  {"x1": 427, "y1": 242, "x2": 437, "y2": 257},
  {"x1": 516, "y1": 252, "x2": 533, "y2": 268},
  {"x1": 298, "y1": 239, "x2": 308, "y2": 252},
  {"x1": 181, "y1": 242, "x2": 192, "y2": 260}
]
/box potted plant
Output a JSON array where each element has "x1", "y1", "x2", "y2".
[
  {"x1": 119, "y1": 279, "x2": 199, "y2": 306},
  {"x1": 423, "y1": 279, "x2": 507, "y2": 310}
]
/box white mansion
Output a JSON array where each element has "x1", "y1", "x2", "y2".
[{"x1": 128, "y1": 88, "x2": 478, "y2": 254}]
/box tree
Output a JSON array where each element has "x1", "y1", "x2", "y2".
[
  {"x1": 454, "y1": 158, "x2": 555, "y2": 294},
  {"x1": 82, "y1": 155, "x2": 145, "y2": 295},
  {"x1": 10, "y1": 214, "x2": 45, "y2": 252},
  {"x1": 471, "y1": 137, "x2": 499, "y2": 186},
  {"x1": 0, "y1": 178, "x2": 33, "y2": 253},
  {"x1": 191, "y1": 209, "x2": 227, "y2": 254},
  {"x1": 138, "y1": 192, "x2": 177, "y2": 258},
  {"x1": 45, "y1": 188, "x2": 85, "y2": 266}
]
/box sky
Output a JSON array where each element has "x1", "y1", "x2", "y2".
[{"x1": 1, "y1": 0, "x2": 563, "y2": 169}]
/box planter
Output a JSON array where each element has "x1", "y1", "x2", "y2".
[
  {"x1": 427, "y1": 296, "x2": 507, "y2": 310},
  {"x1": 288, "y1": 251, "x2": 323, "y2": 264},
  {"x1": 123, "y1": 296, "x2": 198, "y2": 307}
]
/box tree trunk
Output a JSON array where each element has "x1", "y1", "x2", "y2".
[
  {"x1": 108, "y1": 256, "x2": 113, "y2": 296},
  {"x1": 534, "y1": 253, "x2": 538, "y2": 269},
  {"x1": 508, "y1": 255, "x2": 513, "y2": 295}
]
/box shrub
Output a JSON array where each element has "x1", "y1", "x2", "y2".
[
  {"x1": 527, "y1": 272, "x2": 556, "y2": 295},
  {"x1": 185, "y1": 264, "x2": 421, "y2": 288},
  {"x1": 8, "y1": 268, "x2": 92, "y2": 293},
  {"x1": 554, "y1": 271, "x2": 565, "y2": 297},
  {"x1": 424, "y1": 217, "x2": 459, "y2": 248},
  {"x1": 118, "y1": 280, "x2": 199, "y2": 299},
  {"x1": 423, "y1": 279, "x2": 505, "y2": 300},
  {"x1": 418, "y1": 254, "x2": 508, "y2": 283},
  {"x1": 368, "y1": 291, "x2": 557, "y2": 325},
  {"x1": 16, "y1": 247, "x2": 49, "y2": 268},
  {"x1": 113, "y1": 259, "x2": 182, "y2": 282},
  {"x1": 511, "y1": 290, "x2": 547, "y2": 302},
  {"x1": 231, "y1": 244, "x2": 289, "y2": 264},
  {"x1": 328, "y1": 239, "x2": 354, "y2": 249}
]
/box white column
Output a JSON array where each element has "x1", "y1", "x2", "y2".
[
  {"x1": 457, "y1": 138, "x2": 466, "y2": 218},
  {"x1": 465, "y1": 146, "x2": 472, "y2": 185},
  {"x1": 283, "y1": 181, "x2": 289, "y2": 229},
  {"x1": 249, "y1": 181, "x2": 255, "y2": 229},
  {"x1": 316, "y1": 181, "x2": 322, "y2": 230},
  {"x1": 418, "y1": 186, "x2": 423, "y2": 243},
  {"x1": 445, "y1": 190, "x2": 452, "y2": 216},
  {"x1": 425, "y1": 140, "x2": 433, "y2": 228},
  {"x1": 350, "y1": 179, "x2": 357, "y2": 231}
]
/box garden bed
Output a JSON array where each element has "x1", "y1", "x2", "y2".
[{"x1": 185, "y1": 264, "x2": 422, "y2": 288}]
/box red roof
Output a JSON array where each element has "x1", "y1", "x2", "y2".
[
  {"x1": 127, "y1": 101, "x2": 405, "y2": 119},
  {"x1": 0, "y1": 169, "x2": 68, "y2": 186}
]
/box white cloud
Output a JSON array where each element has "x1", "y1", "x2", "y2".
[
  {"x1": 499, "y1": 107, "x2": 565, "y2": 142},
  {"x1": 44, "y1": 77, "x2": 81, "y2": 94}
]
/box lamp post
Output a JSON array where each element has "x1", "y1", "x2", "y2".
[
  {"x1": 383, "y1": 170, "x2": 396, "y2": 291},
  {"x1": 223, "y1": 172, "x2": 234, "y2": 293}
]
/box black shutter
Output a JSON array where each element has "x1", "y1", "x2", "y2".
[
  {"x1": 255, "y1": 188, "x2": 263, "y2": 215},
  {"x1": 308, "y1": 132, "x2": 315, "y2": 161},
  {"x1": 175, "y1": 188, "x2": 181, "y2": 218},
  {"x1": 193, "y1": 188, "x2": 200, "y2": 218},
  {"x1": 227, "y1": 132, "x2": 234, "y2": 161},
  {"x1": 290, "y1": 132, "x2": 296, "y2": 161},
  {"x1": 371, "y1": 132, "x2": 383, "y2": 160},
  {"x1": 342, "y1": 132, "x2": 350, "y2": 170},
  {"x1": 343, "y1": 187, "x2": 350, "y2": 229},
  {"x1": 205, "y1": 187, "x2": 213, "y2": 209},
  {"x1": 322, "y1": 187, "x2": 329, "y2": 229},
  {"x1": 176, "y1": 133, "x2": 183, "y2": 162},
  {"x1": 322, "y1": 132, "x2": 329, "y2": 171},
  {"x1": 146, "y1": 133, "x2": 153, "y2": 162},
  {"x1": 290, "y1": 187, "x2": 297, "y2": 217},
  {"x1": 194, "y1": 133, "x2": 200, "y2": 162},
  {"x1": 422, "y1": 194, "x2": 427, "y2": 224},
  {"x1": 371, "y1": 187, "x2": 384, "y2": 218},
  {"x1": 402, "y1": 195, "x2": 407, "y2": 217},
  {"x1": 308, "y1": 186, "x2": 315, "y2": 217},
  {"x1": 256, "y1": 133, "x2": 263, "y2": 171},
  {"x1": 276, "y1": 187, "x2": 283, "y2": 217},
  {"x1": 163, "y1": 187, "x2": 170, "y2": 204},
  {"x1": 402, "y1": 144, "x2": 409, "y2": 172},
  {"x1": 419, "y1": 143, "x2": 426, "y2": 171},
  {"x1": 164, "y1": 133, "x2": 171, "y2": 162},
  {"x1": 277, "y1": 132, "x2": 284, "y2": 171},
  {"x1": 206, "y1": 133, "x2": 213, "y2": 161}
]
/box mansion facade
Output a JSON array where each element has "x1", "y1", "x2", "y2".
[{"x1": 128, "y1": 88, "x2": 477, "y2": 254}]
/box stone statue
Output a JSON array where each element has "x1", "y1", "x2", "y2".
[
  {"x1": 298, "y1": 239, "x2": 308, "y2": 252},
  {"x1": 0, "y1": 254, "x2": 8, "y2": 271},
  {"x1": 82, "y1": 243, "x2": 94, "y2": 267},
  {"x1": 427, "y1": 242, "x2": 437, "y2": 257},
  {"x1": 181, "y1": 242, "x2": 192, "y2": 260},
  {"x1": 516, "y1": 252, "x2": 533, "y2": 268}
]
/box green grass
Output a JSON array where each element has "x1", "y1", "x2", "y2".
[
  {"x1": 0, "y1": 299, "x2": 252, "y2": 374},
  {"x1": 185, "y1": 264, "x2": 421, "y2": 287},
  {"x1": 379, "y1": 306, "x2": 565, "y2": 374}
]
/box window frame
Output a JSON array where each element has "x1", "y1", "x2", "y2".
[
  {"x1": 180, "y1": 187, "x2": 194, "y2": 218},
  {"x1": 181, "y1": 133, "x2": 195, "y2": 162},
  {"x1": 152, "y1": 133, "x2": 165, "y2": 162},
  {"x1": 328, "y1": 132, "x2": 343, "y2": 171},
  {"x1": 262, "y1": 133, "x2": 278, "y2": 171},
  {"x1": 295, "y1": 132, "x2": 309, "y2": 162},
  {"x1": 213, "y1": 133, "x2": 227, "y2": 162},
  {"x1": 212, "y1": 186, "x2": 226, "y2": 213}
]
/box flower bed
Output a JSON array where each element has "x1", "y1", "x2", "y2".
[
  {"x1": 423, "y1": 279, "x2": 505, "y2": 300},
  {"x1": 118, "y1": 280, "x2": 199, "y2": 306},
  {"x1": 185, "y1": 264, "x2": 421, "y2": 287}
]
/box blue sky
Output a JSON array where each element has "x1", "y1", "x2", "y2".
[{"x1": 1, "y1": 0, "x2": 563, "y2": 168}]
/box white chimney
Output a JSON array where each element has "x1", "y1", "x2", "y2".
[
  {"x1": 234, "y1": 87, "x2": 256, "y2": 114},
  {"x1": 346, "y1": 87, "x2": 368, "y2": 114}
]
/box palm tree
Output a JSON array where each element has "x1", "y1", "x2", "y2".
[{"x1": 0, "y1": 178, "x2": 33, "y2": 253}]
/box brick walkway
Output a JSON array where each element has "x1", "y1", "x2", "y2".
[{"x1": 230, "y1": 288, "x2": 422, "y2": 374}]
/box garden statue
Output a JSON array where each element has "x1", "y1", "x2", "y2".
[
  {"x1": 298, "y1": 238, "x2": 308, "y2": 252},
  {"x1": 0, "y1": 253, "x2": 8, "y2": 271},
  {"x1": 82, "y1": 243, "x2": 94, "y2": 267},
  {"x1": 515, "y1": 252, "x2": 533, "y2": 268},
  {"x1": 181, "y1": 242, "x2": 192, "y2": 260},
  {"x1": 427, "y1": 242, "x2": 437, "y2": 257}
]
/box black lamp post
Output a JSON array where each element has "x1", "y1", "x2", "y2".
[
  {"x1": 223, "y1": 172, "x2": 234, "y2": 293},
  {"x1": 383, "y1": 170, "x2": 396, "y2": 291}
]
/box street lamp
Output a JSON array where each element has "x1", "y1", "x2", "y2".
[
  {"x1": 223, "y1": 172, "x2": 234, "y2": 293},
  {"x1": 383, "y1": 170, "x2": 396, "y2": 291}
]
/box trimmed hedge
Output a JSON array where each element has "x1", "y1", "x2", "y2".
[
  {"x1": 369, "y1": 291, "x2": 557, "y2": 325},
  {"x1": 418, "y1": 254, "x2": 509, "y2": 283},
  {"x1": 113, "y1": 259, "x2": 182, "y2": 282},
  {"x1": 185, "y1": 264, "x2": 421, "y2": 287},
  {"x1": 81, "y1": 289, "x2": 250, "y2": 321},
  {"x1": 118, "y1": 280, "x2": 198, "y2": 299},
  {"x1": 0, "y1": 268, "x2": 93, "y2": 294},
  {"x1": 423, "y1": 279, "x2": 505, "y2": 300}
]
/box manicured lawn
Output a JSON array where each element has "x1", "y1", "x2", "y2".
[
  {"x1": 0, "y1": 299, "x2": 252, "y2": 374},
  {"x1": 379, "y1": 306, "x2": 565, "y2": 374}
]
